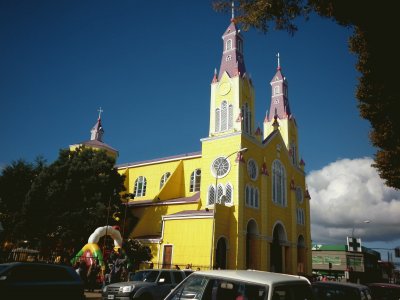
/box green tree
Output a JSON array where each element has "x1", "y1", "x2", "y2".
[
  {"x1": 19, "y1": 147, "x2": 126, "y2": 252},
  {"x1": 123, "y1": 239, "x2": 153, "y2": 271},
  {"x1": 0, "y1": 157, "x2": 46, "y2": 243},
  {"x1": 213, "y1": 0, "x2": 400, "y2": 189}
]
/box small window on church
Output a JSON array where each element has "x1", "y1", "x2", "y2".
[
  {"x1": 160, "y1": 172, "x2": 171, "y2": 189},
  {"x1": 134, "y1": 176, "x2": 147, "y2": 197},
  {"x1": 226, "y1": 39, "x2": 232, "y2": 50},
  {"x1": 190, "y1": 169, "x2": 201, "y2": 192},
  {"x1": 208, "y1": 185, "x2": 215, "y2": 205},
  {"x1": 226, "y1": 55, "x2": 232, "y2": 61},
  {"x1": 274, "y1": 86, "x2": 280, "y2": 95},
  {"x1": 225, "y1": 183, "x2": 233, "y2": 204}
]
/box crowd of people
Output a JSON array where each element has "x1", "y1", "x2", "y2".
[{"x1": 74, "y1": 248, "x2": 129, "y2": 291}]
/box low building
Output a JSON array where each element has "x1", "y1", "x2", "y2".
[{"x1": 312, "y1": 244, "x2": 381, "y2": 283}]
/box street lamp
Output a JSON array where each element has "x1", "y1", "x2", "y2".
[
  {"x1": 351, "y1": 220, "x2": 371, "y2": 239},
  {"x1": 209, "y1": 147, "x2": 248, "y2": 269},
  {"x1": 348, "y1": 219, "x2": 371, "y2": 281}
]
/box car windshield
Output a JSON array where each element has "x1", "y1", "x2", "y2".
[{"x1": 131, "y1": 270, "x2": 159, "y2": 283}]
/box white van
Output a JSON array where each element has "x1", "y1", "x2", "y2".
[{"x1": 164, "y1": 269, "x2": 314, "y2": 300}]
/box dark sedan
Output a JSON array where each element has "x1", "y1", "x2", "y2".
[
  {"x1": 366, "y1": 282, "x2": 400, "y2": 300},
  {"x1": 0, "y1": 262, "x2": 85, "y2": 300}
]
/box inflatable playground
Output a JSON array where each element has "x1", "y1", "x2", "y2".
[{"x1": 71, "y1": 225, "x2": 126, "y2": 279}]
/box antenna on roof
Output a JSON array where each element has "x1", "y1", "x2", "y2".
[{"x1": 231, "y1": 1, "x2": 235, "y2": 20}]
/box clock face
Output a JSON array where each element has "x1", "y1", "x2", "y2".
[
  {"x1": 212, "y1": 157, "x2": 231, "y2": 178},
  {"x1": 218, "y1": 82, "x2": 231, "y2": 95}
]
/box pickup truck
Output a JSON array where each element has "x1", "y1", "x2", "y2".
[{"x1": 101, "y1": 269, "x2": 192, "y2": 300}]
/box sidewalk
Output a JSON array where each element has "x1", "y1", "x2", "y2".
[{"x1": 85, "y1": 290, "x2": 102, "y2": 299}]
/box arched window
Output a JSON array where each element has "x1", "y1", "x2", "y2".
[
  {"x1": 160, "y1": 172, "x2": 171, "y2": 189},
  {"x1": 215, "y1": 108, "x2": 221, "y2": 132},
  {"x1": 225, "y1": 183, "x2": 233, "y2": 204},
  {"x1": 134, "y1": 176, "x2": 147, "y2": 197},
  {"x1": 254, "y1": 188, "x2": 259, "y2": 208},
  {"x1": 245, "y1": 184, "x2": 259, "y2": 208},
  {"x1": 237, "y1": 39, "x2": 242, "y2": 53},
  {"x1": 272, "y1": 160, "x2": 287, "y2": 206},
  {"x1": 245, "y1": 185, "x2": 250, "y2": 206},
  {"x1": 291, "y1": 143, "x2": 297, "y2": 166},
  {"x1": 190, "y1": 169, "x2": 201, "y2": 192},
  {"x1": 217, "y1": 184, "x2": 224, "y2": 204},
  {"x1": 221, "y1": 101, "x2": 228, "y2": 131},
  {"x1": 215, "y1": 101, "x2": 233, "y2": 133},
  {"x1": 228, "y1": 104, "x2": 233, "y2": 129},
  {"x1": 226, "y1": 39, "x2": 232, "y2": 50},
  {"x1": 297, "y1": 208, "x2": 305, "y2": 225},
  {"x1": 208, "y1": 185, "x2": 215, "y2": 205}
]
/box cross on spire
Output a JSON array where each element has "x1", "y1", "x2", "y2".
[
  {"x1": 97, "y1": 107, "x2": 103, "y2": 119},
  {"x1": 276, "y1": 52, "x2": 281, "y2": 70},
  {"x1": 231, "y1": 1, "x2": 235, "y2": 20}
]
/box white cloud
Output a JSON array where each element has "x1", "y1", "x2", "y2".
[{"x1": 307, "y1": 157, "x2": 400, "y2": 245}]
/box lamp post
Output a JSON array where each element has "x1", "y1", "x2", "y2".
[
  {"x1": 209, "y1": 147, "x2": 248, "y2": 269},
  {"x1": 351, "y1": 220, "x2": 371, "y2": 239},
  {"x1": 348, "y1": 220, "x2": 371, "y2": 281}
]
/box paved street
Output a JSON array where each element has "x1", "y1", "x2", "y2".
[{"x1": 85, "y1": 290, "x2": 101, "y2": 300}]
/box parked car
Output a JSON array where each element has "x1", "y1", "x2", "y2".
[
  {"x1": 102, "y1": 268, "x2": 190, "y2": 300},
  {"x1": 312, "y1": 281, "x2": 372, "y2": 300},
  {"x1": 366, "y1": 282, "x2": 400, "y2": 300},
  {"x1": 0, "y1": 261, "x2": 85, "y2": 300},
  {"x1": 164, "y1": 269, "x2": 314, "y2": 300}
]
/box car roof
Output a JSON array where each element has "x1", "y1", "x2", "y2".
[
  {"x1": 191, "y1": 270, "x2": 310, "y2": 285},
  {"x1": 367, "y1": 282, "x2": 400, "y2": 289},
  {"x1": 312, "y1": 281, "x2": 368, "y2": 289}
]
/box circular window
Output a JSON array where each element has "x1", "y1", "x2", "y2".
[
  {"x1": 212, "y1": 157, "x2": 230, "y2": 178},
  {"x1": 247, "y1": 159, "x2": 258, "y2": 180},
  {"x1": 296, "y1": 187, "x2": 303, "y2": 204}
]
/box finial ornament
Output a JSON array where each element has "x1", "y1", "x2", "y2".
[
  {"x1": 231, "y1": 1, "x2": 235, "y2": 20},
  {"x1": 276, "y1": 52, "x2": 280, "y2": 70},
  {"x1": 97, "y1": 107, "x2": 103, "y2": 119}
]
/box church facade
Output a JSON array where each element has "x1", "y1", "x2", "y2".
[{"x1": 116, "y1": 19, "x2": 312, "y2": 274}]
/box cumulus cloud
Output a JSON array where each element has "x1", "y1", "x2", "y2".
[{"x1": 307, "y1": 157, "x2": 400, "y2": 245}]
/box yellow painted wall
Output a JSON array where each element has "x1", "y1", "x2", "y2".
[{"x1": 161, "y1": 218, "x2": 213, "y2": 269}]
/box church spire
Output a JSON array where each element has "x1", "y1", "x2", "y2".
[
  {"x1": 268, "y1": 54, "x2": 291, "y2": 121},
  {"x1": 217, "y1": 11, "x2": 246, "y2": 80},
  {"x1": 90, "y1": 107, "x2": 104, "y2": 142}
]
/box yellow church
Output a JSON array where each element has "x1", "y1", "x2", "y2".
[{"x1": 94, "y1": 18, "x2": 311, "y2": 275}]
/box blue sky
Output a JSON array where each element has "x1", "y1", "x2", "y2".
[{"x1": 1, "y1": 1, "x2": 399, "y2": 263}]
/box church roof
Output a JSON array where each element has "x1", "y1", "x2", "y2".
[
  {"x1": 163, "y1": 209, "x2": 213, "y2": 219},
  {"x1": 78, "y1": 139, "x2": 118, "y2": 153},
  {"x1": 125, "y1": 192, "x2": 200, "y2": 207},
  {"x1": 117, "y1": 151, "x2": 201, "y2": 169}
]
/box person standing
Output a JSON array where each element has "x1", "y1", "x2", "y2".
[{"x1": 87, "y1": 259, "x2": 100, "y2": 292}]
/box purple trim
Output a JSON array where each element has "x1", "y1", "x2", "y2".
[
  {"x1": 116, "y1": 151, "x2": 201, "y2": 169},
  {"x1": 125, "y1": 192, "x2": 200, "y2": 207},
  {"x1": 165, "y1": 209, "x2": 213, "y2": 218}
]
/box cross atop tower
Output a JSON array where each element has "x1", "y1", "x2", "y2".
[
  {"x1": 231, "y1": 1, "x2": 235, "y2": 20},
  {"x1": 97, "y1": 107, "x2": 103, "y2": 120},
  {"x1": 277, "y1": 52, "x2": 281, "y2": 70}
]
